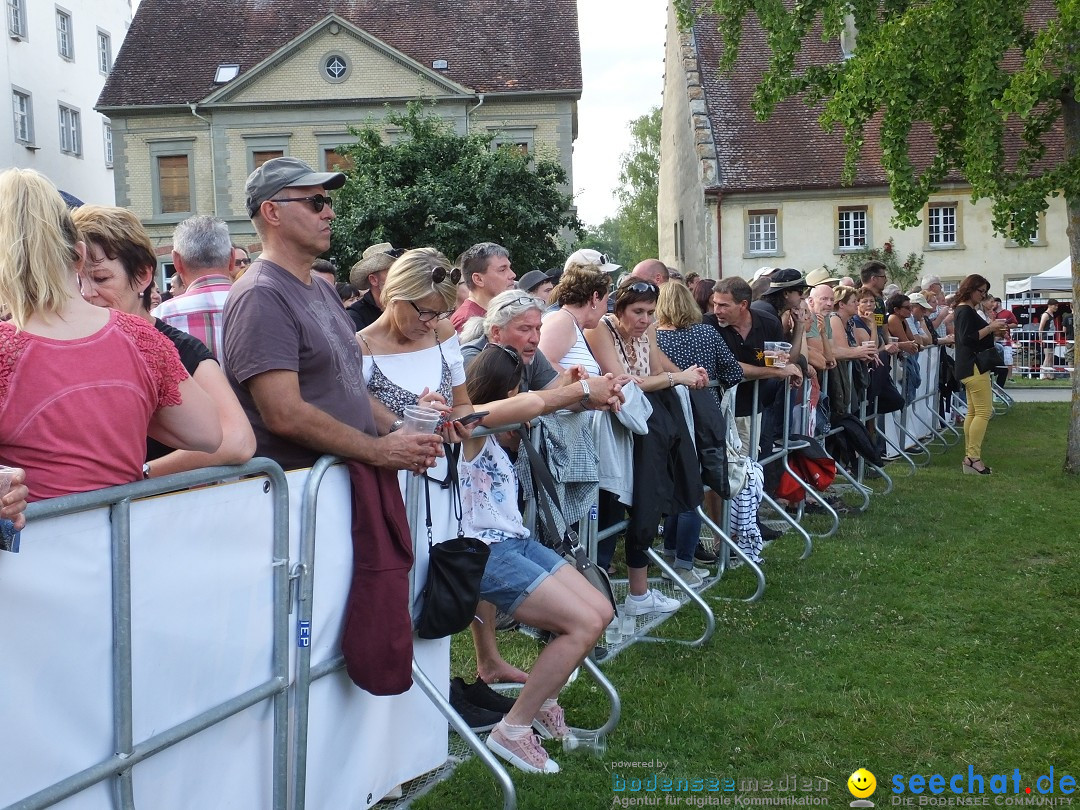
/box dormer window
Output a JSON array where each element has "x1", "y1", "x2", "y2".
[{"x1": 214, "y1": 64, "x2": 239, "y2": 83}]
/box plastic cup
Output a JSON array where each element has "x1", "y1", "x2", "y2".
[
  {"x1": 889, "y1": 336, "x2": 900, "y2": 344},
  {"x1": 764, "y1": 341, "x2": 779, "y2": 367},
  {"x1": 0, "y1": 466, "x2": 15, "y2": 500},
  {"x1": 604, "y1": 618, "x2": 621, "y2": 646},
  {"x1": 562, "y1": 728, "x2": 607, "y2": 757},
  {"x1": 774, "y1": 341, "x2": 792, "y2": 368},
  {"x1": 861, "y1": 340, "x2": 875, "y2": 349},
  {"x1": 401, "y1": 405, "x2": 441, "y2": 434}
]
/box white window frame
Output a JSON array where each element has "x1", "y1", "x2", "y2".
[
  {"x1": 925, "y1": 202, "x2": 962, "y2": 249},
  {"x1": 12, "y1": 87, "x2": 33, "y2": 145},
  {"x1": 103, "y1": 121, "x2": 113, "y2": 167},
  {"x1": 746, "y1": 210, "x2": 780, "y2": 256},
  {"x1": 837, "y1": 207, "x2": 868, "y2": 251},
  {"x1": 97, "y1": 29, "x2": 112, "y2": 74},
  {"x1": 55, "y1": 7, "x2": 73, "y2": 60},
  {"x1": 58, "y1": 103, "x2": 81, "y2": 156},
  {"x1": 7, "y1": 0, "x2": 27, "y2": 39}
]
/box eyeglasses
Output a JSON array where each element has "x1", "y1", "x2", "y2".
[
  {"x1": 485, "y1": 342, "x2": 522, "y2": 368},
  {"x1": 234, "y1": 258, "x2": 252, "y2": 268},
  {"x1": 496, "y1": 296, "x2": 539, "y2": 312},
  {"x1": 620, "y1": 281, "x2": 660, "y2": 295},
  {"x1": 385, "y1": 248, "x2": 406, "y2": 259},
  {"x1": 431, "y1": 266, "x2": 462, "y2": 285},
  {"x1": 267, "y1": 194, "x2": 333, "y2": 213},
  {"x1": 873, "y1": 274, "x2": 888, "y2": 279},
  {"x1": 408, "y1": 300, "x2": 451, "y2": 323}
]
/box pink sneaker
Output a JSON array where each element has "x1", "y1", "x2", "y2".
[
  {"x1": 532, "y1": 703, "x2": 571, "y2": 740},
  {"x1": 486, "y1": 724, "x2": 560, "y2": 774}
]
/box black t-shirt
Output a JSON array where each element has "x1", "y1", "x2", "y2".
[
  {"x1": 346, "y1": 290, "x2": 382, "y2": 332},
  {"x1": 713, "y1": 308, "x2": 784, "y2": 416},
  {"x1": 146, "y1": 319, "x2": 215, "y2": 461}
]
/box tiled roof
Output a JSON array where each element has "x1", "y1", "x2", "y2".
[
  {"x1": 690, "y1": 2, "x2": 1064, "y2": 195},
  {"x1": 98, "y1": 0, "x2": 581, "y2": 109}
]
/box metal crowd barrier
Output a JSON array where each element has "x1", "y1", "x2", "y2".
[{"x1": 8, "y1": 460, "x2": 291, "y2": 810}]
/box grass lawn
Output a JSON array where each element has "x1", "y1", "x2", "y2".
[{"x1": 414, "y1": 401, "x2": 1080, "y2": 810}]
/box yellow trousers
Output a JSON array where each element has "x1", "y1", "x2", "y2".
[{"x1": 961, "y1": 370, "x2": 992, "y2": 460}]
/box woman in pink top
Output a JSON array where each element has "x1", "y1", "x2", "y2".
[{"x1": 0, "y1": 169, "x2": 221, "y2": 501}]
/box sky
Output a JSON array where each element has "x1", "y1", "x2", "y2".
[{"x1": 573, "y1": 0, "x2": 668, "y2": 228}]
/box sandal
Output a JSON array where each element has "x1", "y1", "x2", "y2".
[{"x1": 962, "y1": 457, "x2": 992, "y2": 476}]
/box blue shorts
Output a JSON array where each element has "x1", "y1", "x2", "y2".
[{"x1": 480, "y1": 536, "x2": 568, "y2": 616}]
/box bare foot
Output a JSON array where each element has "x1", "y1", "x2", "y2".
[{"x1": 477, "y1": 661, "x2": 528, "y2": 685}]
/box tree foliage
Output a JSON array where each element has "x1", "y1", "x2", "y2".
[
  {"x1": 828, "y1": 238, "x2": 924, "y2": 292},
  {"x1": 676, "y1": 0, "x2": 1080, "y2": 470},
  {"x1": 329, "y1": 102, "x2": 582, "y2": 273},
  {"x1": 579, "y1": 106, "x2": 661, "y2": 269}
]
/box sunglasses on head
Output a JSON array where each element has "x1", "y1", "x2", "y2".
[
  {"x1": 385, "y1": 248, "x2": 406, "y2": 259},
  {"x1": 431, "y1": 266, "x2": 462, "y2": 285},
  {"x1": 408, "y1": 300, "x2": 451, "y2": 323},
  {"x1": 267, "y1": 193, "x2": 334, "y2": 213},
  {"x1": 496, "y1": 296, "x2": 539, "y2": 312},
  {"x1": 485, "y1": 342, "x2": 522, "y2": 368},
  {"x1": 621, "y1": 281, "x2": 659, "y2": 295}
]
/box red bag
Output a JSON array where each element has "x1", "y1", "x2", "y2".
[{"x1": 776, "y1": 436, "x2": 837, "y2": 504}]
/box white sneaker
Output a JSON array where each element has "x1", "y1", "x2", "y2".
[
  {"x1": 661, "y1": 565, "x2": 709, "y2": 583},
  {"x1": 623, "y1": 588, "x2": 681, "y2": 616}
]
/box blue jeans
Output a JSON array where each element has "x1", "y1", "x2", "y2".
[{"x1": 663, "y1": 511, "x2": 702, "y2": 568}]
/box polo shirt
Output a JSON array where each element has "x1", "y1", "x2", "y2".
[{"x1": 712, "y1": 308, "x2": 784, "y2": 416}]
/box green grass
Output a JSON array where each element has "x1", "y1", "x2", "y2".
[{"x1": 415, "y1": 402, "x2": 1080, "y2": 809}]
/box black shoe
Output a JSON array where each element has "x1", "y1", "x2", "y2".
[
  {"x1": 457, "y1": 676, "x2": 517, "y2": 714},
  {"x1": 757, "y1": 521, "x2": 783, "y2": 542},
  {"x1": 693, "y1": 543, "x2": 718, "y2": 563},
  {"x1": 449, "y1": 678, "x2": 505, "y2": 732}
]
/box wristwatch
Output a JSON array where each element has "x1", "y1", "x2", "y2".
[
  {"x1": 389, "y1": 419, "x2": 404, "y2": 433},
  {"x1": 142, "y1": 462, "x2": 151, "y2": 480},
  {"x1": 579, "y1": 379, "x2": 591, "y2": 407}
]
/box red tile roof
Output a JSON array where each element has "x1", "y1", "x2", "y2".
[
  {"x1": 690, "y1": 1, "x2": 1063, "y2": 195},
  {"x1": 99, "y1": 0, "x2": 581, "y2": 109}
]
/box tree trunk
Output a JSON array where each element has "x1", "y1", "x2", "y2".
[{"x1": 1062, "y1": 89, "x2": 1080, "y2": 473}]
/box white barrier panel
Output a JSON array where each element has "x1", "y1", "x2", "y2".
[
  {"x1": 1, "y1": 468, "x2": 450, "y2": 810},
  {"x1": 0, "y1": 477, "x2": 278, "y2": 809},
  {"x1": 286, "y1": 466, "x2": 449, "y2": 810}
]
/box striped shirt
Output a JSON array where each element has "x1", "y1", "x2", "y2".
[
  {"x1": 542, "y1": 309, "x2": 600, "y2": 375},
  {"x1": 153, "y1": 273, "x2": 232, "y2": 361}
]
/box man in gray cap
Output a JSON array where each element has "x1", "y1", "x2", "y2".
[{"x1": 223, "y1": 156, "x2": 440, "y2": 474}]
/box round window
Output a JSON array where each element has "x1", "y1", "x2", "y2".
[{"x1": 322, "y1": 53, "x2": 350, "y2": 83}]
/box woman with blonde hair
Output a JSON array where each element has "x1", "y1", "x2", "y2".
[{"x1": 0, "y1": 169, "x2": 220, "y2": 500}]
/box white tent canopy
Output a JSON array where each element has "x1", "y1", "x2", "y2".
[{"x1": 1006, "y1": 255, "x2": 1073, "y2": 295}]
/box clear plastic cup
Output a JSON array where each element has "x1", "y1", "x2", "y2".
[
  {"x1": 401, "y1": 405, "x2": 441, "y2": 434},
  {"x1": 0, "y1": 466, "x2": 14, "y2": 499},
  {"x1": 889, "y1": 336, "x2": 900, "y2": 344},
  {"x1": 562, "y1": 728, "x2": 607, "y2": 757},
  {"x1": 620, "y1": 612, "x2": 636, "y2": 638},
  {"x1": 763, "y1": 341, "x2": 779, "y2": 367},
  {"x1": 604, "y1": 618, "x2": 621, "y2": 646},
  {"x1": 861, "y1": 340, "x2": 876, "y2": 349},
  {"x1": 774, "y1": 341, "x2": 792, "y2": 368}
]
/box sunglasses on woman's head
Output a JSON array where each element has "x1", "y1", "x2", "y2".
[
  {"x1": 486, "y1": 342, "x2": 523, "y2": 368},
  {"x1": 621, "y1": 281, "x2": 660, "y2": 295},
  {"x1": 431, "y1": 266, "x2": 462, "y2": 285}
]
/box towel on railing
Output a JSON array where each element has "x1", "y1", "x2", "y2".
[{"x1": 341, "y1": 460, "x2": 414, "y2": 696}]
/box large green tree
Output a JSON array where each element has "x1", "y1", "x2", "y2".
[
  {"x1": 678, "y1": 0, "x2": 1080, "y2": 472},
  {"x1": 329, "y1": 102, "x2": 582, "y2": 274}
]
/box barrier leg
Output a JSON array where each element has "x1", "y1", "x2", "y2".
[
  {"x1": 697, "y1": 505, "x2": 765, "y2": 602},
  {"x1": 829, "y1": 461, "x2": 870, "y2": 513},
  {"x1": 410, "y1": 662, "x2": 517, "y2": 810},
  {"x1": 627, "y1": 547, "x2": 716, "y2": 648}
]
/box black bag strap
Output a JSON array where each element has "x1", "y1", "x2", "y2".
[
  {"x1": 423, "y1": 442, "x2": 464, "y2": 548},
  {"x1": 515, "y1": 426, "x2": 582, "y2": 557}
]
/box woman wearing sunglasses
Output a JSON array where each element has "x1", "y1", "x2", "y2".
[{"x1": 585, "y1": 276, "x2": 708, "y2": 606}]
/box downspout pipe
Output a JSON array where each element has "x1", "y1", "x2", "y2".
[{"x1": 189, "y1": 103, "x2": 218, "y2": 216}]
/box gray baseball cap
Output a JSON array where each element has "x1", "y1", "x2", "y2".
[{"x1": 245, "y1": 157, "x2": 346, "y2": 217}]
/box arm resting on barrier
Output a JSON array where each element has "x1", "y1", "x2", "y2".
[
  {"x1": 145, "y1": 360, "x2": 256, "y2": 478},
  {"x1": 148, "y1": 375, "x2": 224, "y2": 455},
  {"x1": 247, "y1": 369, "x2": 443, "y2": 471}
]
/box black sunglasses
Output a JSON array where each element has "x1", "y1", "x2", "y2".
[
  {"x1": 384, "y1": 248, "x2": 406, "y2": 259},
  {"x1": 496, "y1": 295, "x2": 539, "y2": 312},
  {"x1": 431, "y1": 266, "x2": 462, "y2": 285},
  {"x1": 268, "y1": 194, "x2": 333, "y2": 213},
  {"x1": 620, "y1": 281, "x2": 660, "y2": 296},
  {"x1": 485, "y1": 342, "x2": 522, "y2": 368},
  {"x1": 408, "y1": 300, "x2": 451, "y2": 323}
]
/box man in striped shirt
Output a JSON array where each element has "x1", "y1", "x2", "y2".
[{"x1": 154, "y1": 215, "x2": 233, "y2": 361}]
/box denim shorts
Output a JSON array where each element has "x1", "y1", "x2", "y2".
[{"x1": 479, "y1": 535, "x2": 568, "y2": 615}]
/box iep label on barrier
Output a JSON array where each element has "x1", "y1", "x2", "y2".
[
  {"x1": 297, "y1": 620, "x2": 311, "y2": 648},
  {"x1": 590, "y1": 504, "x2": 598, "y2": 521}
]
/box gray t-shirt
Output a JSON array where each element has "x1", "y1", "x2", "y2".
[
  {"x1": 223, "y1": 259, "x2": 376, "y2": 469},
  {"x1": 461, "y1": 336, "x2": 559, "y2": 391}
]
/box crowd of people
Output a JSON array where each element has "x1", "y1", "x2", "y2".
[{"x1": 0, "y1": 159, "x2": 1017, "y2": 779}]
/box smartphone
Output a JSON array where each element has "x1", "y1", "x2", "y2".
[{"x1": 455, "y1": 411, "x2": 490, "y2": 427}]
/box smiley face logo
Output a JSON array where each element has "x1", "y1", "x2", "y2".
[{"x1": 848, "y1": 768, "x2": 877, "y2": 799}]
